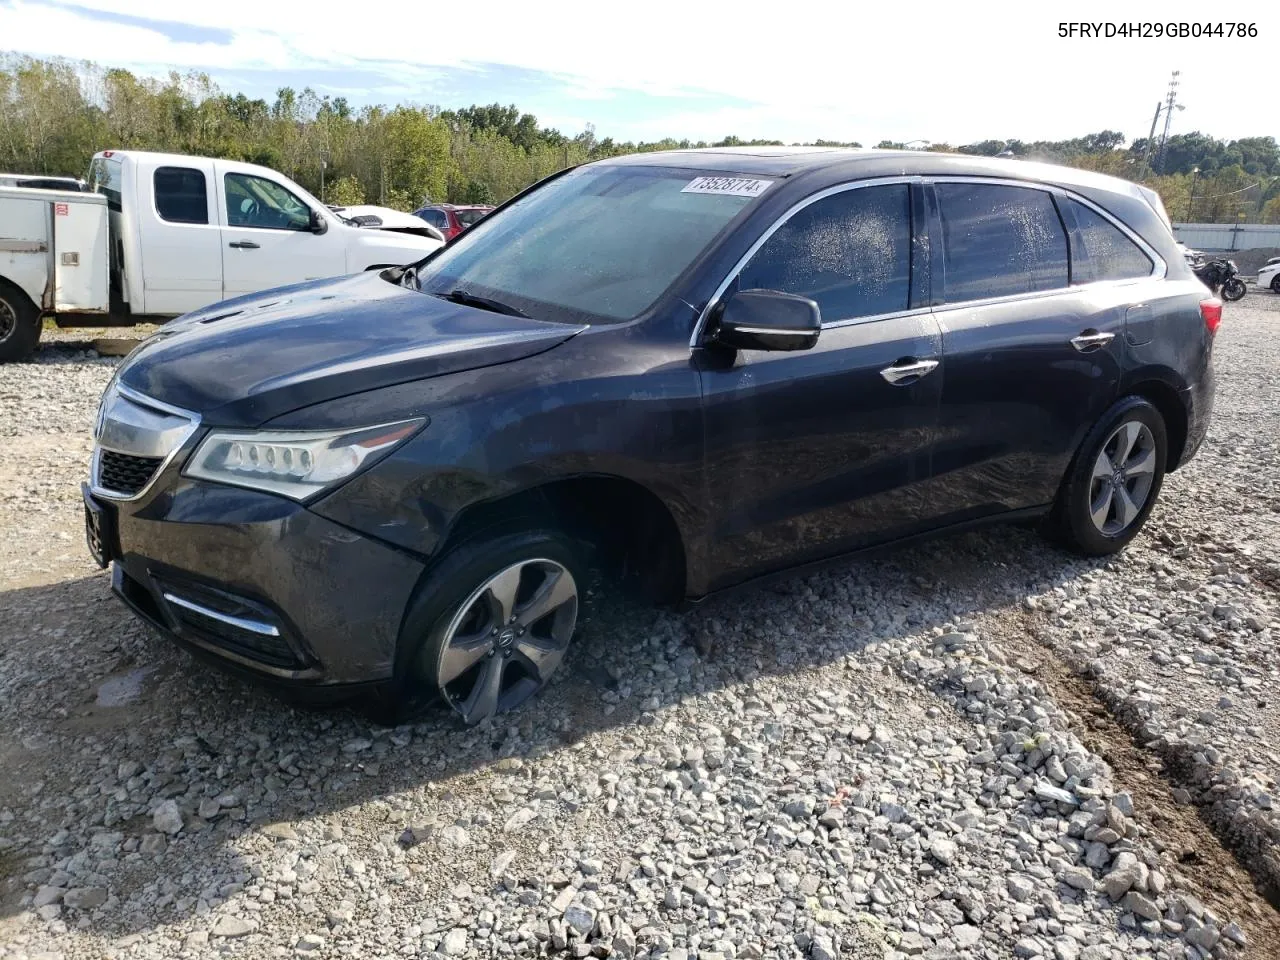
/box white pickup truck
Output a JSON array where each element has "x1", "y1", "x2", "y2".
[{"x1": 0, "y1": 150, "x2": 445, "y2": 361}]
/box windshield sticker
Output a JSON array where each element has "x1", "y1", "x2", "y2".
[{"x1": 681, "y1": 176, "x2": 774, "y2": 198}]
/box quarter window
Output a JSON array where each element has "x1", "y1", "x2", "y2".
[
  {"x1": 154, "y1": 166, "x2": 209, "y2": 224},
  {"x1": 225, "y1": 173, "x2": 311, "y2": 230},
  {"x1": 936, "y1": 182, "x2": 1068, "y2": 301},
  {"x1": 737, "y1": 184, "x2": 912, "y2": 322},
  {"x1": 1063, "y1": 198, "x2": 1154, "y2": 283}
]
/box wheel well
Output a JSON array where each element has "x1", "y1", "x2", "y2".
[
  {"x1": 1129, "y1": 380, "x2": 1188, "y2": 470},
  {"x1": 442, "y1": 477, "x2": 687, "y2": 605},
  {"x1": 0, "y1": 275, "x2": 39, "y2": 314}
]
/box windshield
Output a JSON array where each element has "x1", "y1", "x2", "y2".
[{"x1": 415, "y1": 165, "x2": 764, "y2": 322}]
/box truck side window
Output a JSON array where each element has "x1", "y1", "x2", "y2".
[
  {"x1": 154, "y1": 166, "x2": 209, "y2": 225},
  {"x1": 225, "y1": 173, "x2": 312, "y2": 231}
]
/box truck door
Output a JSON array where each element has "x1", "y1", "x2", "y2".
[
  {"x1": 134, "y1": 158, "x2": 223, "y2": 315},
  {"x1": 215, "y1": 163, "x2": 347, "y2": 299}
]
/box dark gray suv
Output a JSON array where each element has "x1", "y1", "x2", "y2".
[{"x1": 84, "y1": 148, "x2": 1217, "y2": 724}]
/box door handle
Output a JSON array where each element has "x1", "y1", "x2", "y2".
[
  {"x1": 228, "y1": 240, "x2": 260, "y2": 250},
  {"x1": 1070, "y1": 330, "x2": 1115, "y2": 352},
  {"x1": 879, "y1": 358, "x2": 939, "y2": 384}
]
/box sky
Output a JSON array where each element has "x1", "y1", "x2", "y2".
[{"x1": 0, "y1": 0, "x2": 1273, "y2": 147}]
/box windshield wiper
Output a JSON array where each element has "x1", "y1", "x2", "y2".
[{"x1": 436, "y1": 288, "x2": 529, "y2": 318}]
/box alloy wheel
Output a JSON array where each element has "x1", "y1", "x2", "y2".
[
  {"x1": 1088, "y1": 420, "x2": 1157, "y2": 536},
  {"x1": 432, "y1": 558, "x2": 578, "y2": 725}
]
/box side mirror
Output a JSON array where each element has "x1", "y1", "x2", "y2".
[
  {"x1": 712, "y1": 289, "x2": 821, "y2": 352},
  {"x1": 309, "y1": 209, "x2": 329, "y2": 235}
]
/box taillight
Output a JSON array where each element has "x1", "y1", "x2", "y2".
[{"x1": 1200, "y1": 298, "x2": 1222, "y2": 335}]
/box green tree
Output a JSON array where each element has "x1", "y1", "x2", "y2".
[{"x1": 326, "y1": 174, "x2": 365, "y2": 206}]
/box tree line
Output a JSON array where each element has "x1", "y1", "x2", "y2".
[{"x1": 3, "y1": 54, "x2": 1278, "y2": 223}]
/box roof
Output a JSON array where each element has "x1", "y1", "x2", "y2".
[{"x1": 597, "y1": 146, "x2": 1152, "y2": 205}]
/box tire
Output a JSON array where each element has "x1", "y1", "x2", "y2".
[
  {"x1": 1271, "y1": 274, "x2": 1280, "y2": 294},
  {"x1": 1221, "y1": 277, "x2": 1247, "y2": 302},
  {"x1": 0, "y1": 281, "x2": 41, "y2": 363},
  {"x1": 372, "y1": 527, "x2": 588, "y2": 726},
  {"x1": 1050, "y1": 396, "x2": 1168, "y2": 556}
]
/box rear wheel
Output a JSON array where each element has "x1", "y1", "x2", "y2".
[
  {"x1": 1221, "y1": 277, "x2": 1247, "y2": 301},
  {"x1": 0, "y1": 281, "x2": 41, "y2": 363},
  {"x1": 1051, "y1": 396, "x2": 1168, "y2": 556},
  {"x1": 385, "y1": 528, "x2": 586, "y2": 726}
]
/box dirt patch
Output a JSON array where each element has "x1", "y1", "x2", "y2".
[{"x1": 993, "y1": 608, "x2": 1280, "y2": 951}]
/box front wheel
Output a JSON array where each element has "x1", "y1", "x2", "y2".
[
  {"x1": 1221, "y1": 277, "x2": 1247, "y2": 302},
  {"x1": 389, "y1": 528, "x2": 586, "y2": 726},
  {"x1": 1270, "y1": 274, "x2": 1280, "y2": 294},
  {"x1": 1050, "y1": 396, "x2": 1168, "y2": 556}
]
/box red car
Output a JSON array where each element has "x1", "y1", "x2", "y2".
[{"x1": 412, "y1": 203, "x2": 494, "y2": 240}]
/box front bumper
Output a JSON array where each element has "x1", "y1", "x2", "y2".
[{"x1": 102, "y1": 477, "x2": 425, "y2": 690}]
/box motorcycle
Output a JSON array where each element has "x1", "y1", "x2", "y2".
[{"x1": 1192, "y1": 256, "x2": 1247, "y2": 302}]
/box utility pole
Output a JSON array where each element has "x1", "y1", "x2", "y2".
[
  {"x1": 1155, "y1": 71, "x2": 1180, "y2": 175},
  {"x1": 1142, "y1": 101, "x2": 1162, "y2": 175}
]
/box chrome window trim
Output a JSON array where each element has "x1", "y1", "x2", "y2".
[
  {"x1": 688, "y1": 176, "x2": 921, "y2": 347},
  {"x1": 689, "y1": 174, "x2": 1168, "y2": 347},
  {"x1": 90, "y1": 383, "x2": 202, "y2": 502}
]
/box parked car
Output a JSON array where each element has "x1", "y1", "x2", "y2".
[
  {"x1": 0, "y1": 150, "x2": 443, "y2": 362},
  {"x1": 327, "y1": 204, "x2": 445, "y2": 243},
  {"x1": 412, "y1": 203, "x2": 494, "y2": 240},
  {"x1": 84, "y1": 148, "x2": 1217, "y2": 726},
  {"x1": 1259, "y1": 258, "x2": 1280, "y2": 293}
]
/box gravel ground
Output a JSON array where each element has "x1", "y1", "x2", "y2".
[{"x1": 1, "y1": 299, "x2": 1279, "y2": 960}]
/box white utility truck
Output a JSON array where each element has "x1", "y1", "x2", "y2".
[{"x1": 0, "y1": 150, "x2": 445, "y2": 361}]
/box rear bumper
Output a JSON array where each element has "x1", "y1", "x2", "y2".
[
  {"x1": 1176, "y1": 366, "x2": 1215, "y2": 470},
  {"x1": 107, "y1": 478, "x2": 425, "y2": 689}
]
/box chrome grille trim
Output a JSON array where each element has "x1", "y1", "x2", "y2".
[{"x1": 90, "y1": 383, "x2": 201, "y2": 502}]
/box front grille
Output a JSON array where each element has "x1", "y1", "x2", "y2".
[{"x1": 98, "y1": 450, "x2": 163, "y2": 496}]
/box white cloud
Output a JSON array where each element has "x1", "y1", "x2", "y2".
[{"x1": 0, "y1": 0, "x2": 1272, "y2": 143}]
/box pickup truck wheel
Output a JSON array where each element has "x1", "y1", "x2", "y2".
[
  {"x1": 1050, "y1": 396, "x2": 1167, "y2": 556},
  {"x1": 0, "y1": 282, "x2": 41, "y2": 363},
  {"x1": 385, "y1": 528, "x2": 587, "y2": 726}
]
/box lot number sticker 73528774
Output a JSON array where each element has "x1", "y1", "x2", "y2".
[{"x1": 681, "y1": 176, "x2": 774, "y2": 198}]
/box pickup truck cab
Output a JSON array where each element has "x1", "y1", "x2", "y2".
[{"x1": 0, "y1": 150, "x2": 443, "y2": 361}]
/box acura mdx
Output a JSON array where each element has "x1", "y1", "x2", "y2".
[{"x1": 84, "y1": 147, "x2": 1217, "y2": 725}]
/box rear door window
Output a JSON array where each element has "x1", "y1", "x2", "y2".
[
  {"x1": 737, "y1": 184, "x2": 912, "y2": 322},
  {"x1": 154, "y1": 166, "x2": 209, "y2": 224},
  {"x1": 1062, "y1": 198, "x2": 1154, "y2": 283},
  {"x1": 936, "y1": 182, "x2": 1068, "y2": 302}
]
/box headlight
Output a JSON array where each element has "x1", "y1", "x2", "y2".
[{"x1": 184, "y1": 419, "x2": 425, "y2": 500}]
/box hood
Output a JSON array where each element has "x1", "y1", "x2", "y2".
[
  {"x1": 116, "y1": 272, "x2": 585, "y2": 427},
  {"x1": 331, "y1": 204, "x2": 446, "y2": 242}
]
